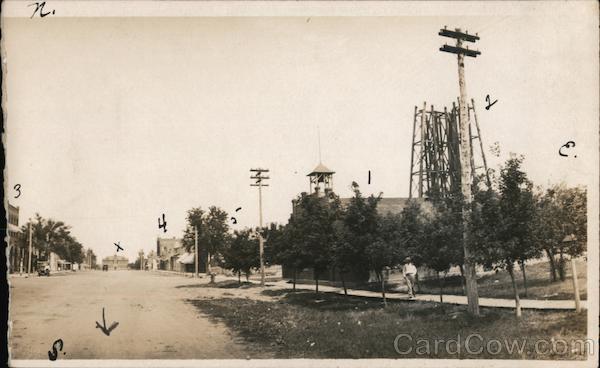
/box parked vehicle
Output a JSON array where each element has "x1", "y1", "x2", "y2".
[
  {"x1": 37, "y1": 261, "x2": 50, "y2": 276},
  {"x1": 102, "y1": 264, "x2": 109, "y2": 271}
]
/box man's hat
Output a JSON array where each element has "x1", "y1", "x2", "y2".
[{"x1": 404, "y1": 257, "x2": 411, "y2": 262}]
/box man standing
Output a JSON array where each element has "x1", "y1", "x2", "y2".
[{"x1": 403, "y1": 257, "x2": 417, "y2": 299}]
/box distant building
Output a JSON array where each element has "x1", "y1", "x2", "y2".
[
  {"x1": 42, "y1": 251, "x2": 71, "y2": 272},
  {"x1": 156, "y1": 237, "x2": 206, "y2": 273},
  {"x1": 157, "y1": 237, "x2": 185, "y2": 271},
  {"x1": 7, "y1": 203, "x2": 22, "y2": 273},
  {"x1": 102, "y1": 255, "x2": 129, "y2": 270}
]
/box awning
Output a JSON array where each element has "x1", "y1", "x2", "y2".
[{"x1": 176, "y1": 252, "x2": 195, "y2": 264}]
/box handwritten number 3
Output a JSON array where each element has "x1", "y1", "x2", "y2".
[{"x1": 14, "y1": 184, "x2": 21, "y2": 199}]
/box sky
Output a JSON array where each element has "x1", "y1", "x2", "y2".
[{"x1": 4, "y1": 4, "x2": 598, "y2": 262}]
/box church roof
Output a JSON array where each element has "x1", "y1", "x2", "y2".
[
  {"x1": 339, "y1": 197, "x2": 432, "y2": 215},
  {"x1": 307, "y1": 163, "x2": 335, "y2": 176}
]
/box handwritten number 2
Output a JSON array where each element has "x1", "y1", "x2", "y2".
[{"x1": 485, "y1": 94, "x2": 498, "y2": 110}]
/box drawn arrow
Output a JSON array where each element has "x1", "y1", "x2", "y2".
[{"x1": 95, "y1": 307, "x2": 119, "y2": 336}]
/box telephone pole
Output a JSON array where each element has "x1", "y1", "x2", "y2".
[
  {"x1": 194, "y1": 226, "x2": 199, "y2": 278},
  {"x1": 139, "y1": 250, "x2": 144, "y2": 270},
  {"x1": 27, "y1": 220, "x2": 32, "y2": 275},
  {"x1": 250, "y1": 168, "x2": 269, "y2": 286},
  {"x1": 440, "y1": 26, "x2": 481, "y2": 316}
]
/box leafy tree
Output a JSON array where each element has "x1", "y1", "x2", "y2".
[
  {"x1": 474, "y1": 156, "x2": 536, "y2": 317},
  {"x1": 272, "y1": 220, "x2": 307, "y2": 291},
  {"x1": 129, "y1": 258, "x2": 141, "y2": 270},
  {"x1": 421, "y1": 201, "x2": 463, "y2": 303},
  {"x1": 262, "y1": 223, "x2": 285, "y2": 267},
  {"x1": 222, "y1": 229, "x2": 260, "y2": 283},
  {"x1": 334, "y1": 183, "x2": 380, "y2": 295},
  {"x1": 182, "y1": 207, "x2": 205, "y2": 252},
  {"x1": 397, "y1": 201, "x2": 428, "y2": 265},
  {"x1": 286, "y1": 191, "x2": 341, "y2": 293},
  {"x1": 533, "y1": 184, "x2": 587, "y2": 281},
  {"x1": 182, "y1": 206, "x2": 229, "y2": 276},
  {"x1": 532, "y1": 189, "x2": 563, "y2": 281},
  {"x1": 17, "y1": 214, "x2": 84, "y2": 265},
  {"x1": 203, "y1": 206, "x2": 230, "y2": 269},
  {"x1": 367, "y1": 213, "x2": 402, "y2": 306}
]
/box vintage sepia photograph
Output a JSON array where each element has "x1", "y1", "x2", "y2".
[{"x1": 2, "y1": 1, "x2": 598, "y2": 367}]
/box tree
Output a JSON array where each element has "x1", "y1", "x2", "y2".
[
  {"x1": 474, "y1": 156, "x2": 536, "y2": 317},
  {"x1": 532, "y1": 189, "x2": 563, "y2": 281},
  {"x1": 286, "y1": 191, "x2": 341, "y2": 293},
  {"x1": 398, "y1": 201, "x2": 427, "y2": 265},
  {"x1": 272, "y1": 221, "x2": 307, "y2": 291},
  {"x1": 129, "y1": 258, "x2": 141, "y2": 270},
  {"x1": 17, "y1": 214, "x2": 84, "y2": 266},
  {"x1": 334, "y1": 183, "x2": 380, "y2": 295},
  {"x1": 421, "y1": 201, "x2": 463, "y2": 304},
  {"x1": 532, "y1": 184, "x2": 587, "y2": 281},
  {"x1": 262, "y1": 223, "x2": 285, "y2": 267},
  {"x1": 203, "y1": 206, "x2": 230, "y2": 271},
  {"x1": 367, "y1": 213, "x2": 402, "y2": 306},
  {"x1": 222, "y1": 229, "x2": 260, "y2": 283},
  {"x1": 182, "y1": 206, "x2": 230, "y2": 276},
  {"x1": 182, "y1": 207, "x2": 205, "y2": 252}
]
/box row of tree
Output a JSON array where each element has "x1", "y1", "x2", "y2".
[
  {"x1": 183, "y1": 155, "x2": 586, "y2": 316},
  {"x1": 14, "y1": 214, "x2": 93, "y2": 268}
]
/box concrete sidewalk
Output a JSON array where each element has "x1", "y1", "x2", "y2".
[
  {"x1": 267, "y1": 280, "x2": 587, "y2": 310},
  {"x1": 152, "y1": 270, "x2": 586, "y2": 311}
]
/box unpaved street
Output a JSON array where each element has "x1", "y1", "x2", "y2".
[{"x1": 9, "y1": 270, "x2": 268, "y2": 359}]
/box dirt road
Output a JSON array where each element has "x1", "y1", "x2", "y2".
[{"x1": 9, "y1": 270, "x2": 267, "y2": 359}]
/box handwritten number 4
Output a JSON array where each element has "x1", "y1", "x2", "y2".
[
  {"x1": 485, "y1": 94, "x2": 498, "y2": 110},
  {"x1": 158, "y1": 214, "x2": 167, "y2": 233},
  {"x1": 28, "y1": 2, "x2": 55, "y2": 18}
]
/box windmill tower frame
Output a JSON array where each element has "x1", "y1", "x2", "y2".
[{"x1": 409, "y1": 98, "x2": 490, "y2": 200}]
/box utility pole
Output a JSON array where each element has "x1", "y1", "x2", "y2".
[
  {"x1": 194, "y1": 226, "x2": 199, "y2": 278},
  {"x1": 139, "y1": 250, "x2": 144, "y2": 270},
  {"x1": 250, "y1": 168, "x2": 269, "y2": 286},
  {"x1": 27, "y1": 220, "x2": 32, "y2": 275},
  {"x1": 20, "y1": 248, "x2": 24, "y2": 275},
  {"x1": 440, "y1": 26, "x2": 481, "y2": 316}
]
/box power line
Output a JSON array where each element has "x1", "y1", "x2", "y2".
[{"x1": 250, "y1": 168, "x2": 269, "y2": 286}]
